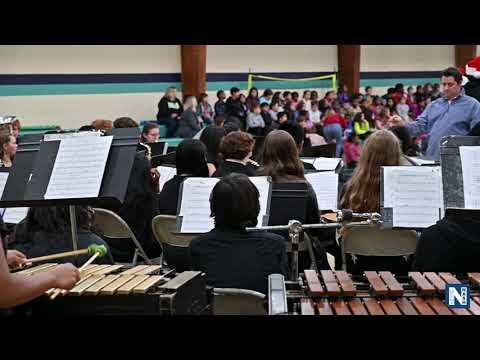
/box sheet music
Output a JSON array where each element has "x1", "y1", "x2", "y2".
[
  {"x1": 158, "y1": 166, "x2": 177, "y2": 192},
  {"x1": 459, "y1": 146, "x2": 480, "y2": 209},
  {"x1": 178, "y1": 176, "x2": 271, "y2": 233},
  {"x1": 301, "y1": 157, "x2": 342, "y2": 171},
  {"x1": 0, "y1": 172, "x2": 9, "y2": 198},
  {"x1": 300, "y1": 158, "x2": 316, "y2": 165},
  {"x1": 44, "y1": 136, "x2": 113, "y2": 199},
  {"x1": 305, "y1": 171, "x2": 339, "y2": 211},
  {"x1": 247, "y1": 176, "x2": 271, "y2": 226},
  {"x1": 178, "y1": 177, "x2": 219, "y2": 233},
  {"x1": 383, "y1": 166, "x2": 443, "y2": 228},
  {"x1": 2, "y1": 207, "x2": 29, "y2": 224},
  {"x1": 44, "y1": 131, "x2": 102, "y2": 142},
  {"x1": 405, "y1": 156, "x2": 437, "y2": 166}
]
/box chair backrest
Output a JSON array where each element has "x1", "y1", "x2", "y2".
[
  {"x1": 213, "y1": 288, "x2": 267, "y2": 315},
  {"x1": 151, "y1": 215, "x2": 196, "y2": 247},
  {"x1": 93, "y1": 208, "x2": 151, "y2": 263},
  {"x1": 342, "y1": 225, "x2": 418, "y2": 260}
]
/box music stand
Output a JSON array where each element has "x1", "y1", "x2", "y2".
[
  {"x1": 0, "y1": 128, "x2": 139, "y2": 251},
  {"x1": 440, "y1": 135, "x2": 480, "y2": 209},
  {"x1": 300, "y1": 144, "x2": 336, "y2": 158}
]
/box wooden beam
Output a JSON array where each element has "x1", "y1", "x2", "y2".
[
  {"x1": 337, "y1": 45, "x2": 360, "y2": 96},
  {"x1": 181, "y1": 45, "x2": 207, "y2": 99},
  {"x1": 455, "y1": 45, "x2": 477, "y2": 69}
]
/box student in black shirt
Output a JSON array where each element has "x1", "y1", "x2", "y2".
[
  {"x1": 413, "y1": 209, "x2": 480, "y2": 274},
  {"x1": 190, "y1": 174, "x2": 288, "y2": 294},
  {"x1": 158, "y1": 139, "x2": 209, "y2": 216},
  {"x1": 213, "y1": 131, "x2": 258, "y2": 177},
  {"x1": 12, "y1": 206, "x2": 114, "y2": 267},
  {"x1": 200, "y1": 125, "x2": 226, "y2": 176}
]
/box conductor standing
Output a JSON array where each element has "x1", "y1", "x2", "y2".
[{"x1": 394, "y1": 67, "x2": 480, "y2": 161}]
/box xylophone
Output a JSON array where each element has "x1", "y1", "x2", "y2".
[
  {"x1": 15, "y1": 263, "x2": 211, "y2": 315},
  {"x1": 270, "y1": 270, "x2": 480, "y2": 315}
]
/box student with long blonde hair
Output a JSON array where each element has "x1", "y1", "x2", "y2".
[
  {"x1": 340, "y1": 129, "x2": 411, "y2": 274},
  {"x1": 341, "y1": 130, "x2": 401, "y2": 212}
]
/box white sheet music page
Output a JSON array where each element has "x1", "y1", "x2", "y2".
[
  {"x1": 459, "y1": 146, "x2": 480, "y2": 209},
  {"x1": 3, "y1": 207, "x2": 29, "y2": 224},
  {"x1": 157, "y1": 166, "x2": 177, "y2": 192},
  {"x1": 178, "y1": 177, "x2": 219, "y2": 233},
  {"x1": 312, "y1": 157, "x2": 342, "y2": 171},
  {"x1": 0, "y1": 172, "x2": 9, "y2": 198},
  {"x1": 305, "y1": 171, "x2": 339, "y2": 211},
  {"x1": 178, "y1": 176, "x2": 272, "y2": 233},
  {"x1": 383, "y1": 166, "x2": 443, "y2": 228},
  {"x1": 44, "y1": 136, "x2": 113, "y2": 199},
  {"x1": 248, "y1": 176, "x2": 271, "y2": 226}
]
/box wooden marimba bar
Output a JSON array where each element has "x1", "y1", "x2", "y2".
[{"x1": 286, "y1": 270, "x2": 480, "y2": 315}]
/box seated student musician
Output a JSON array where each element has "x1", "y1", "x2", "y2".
[
  {"x1": 200, "y1": 125, "x2": 226, "y2": 176},
  {"x1": 0, "y1": 133, "x2": 17, "y2": 168},
  {"x1": 158, "y1": 139, "x2": 209, "y2": 215},
  {"x1": 141, "y1": 123, "x2": 160, "y2": 143},
  {"x1": 340, "y1": 130, "x2": 412, "y2": 275},
  {"x1": 413, "y1": 209, "x2": 480, "y2": 274},
  {"x1": 0, "y1": 233, "x2": 80, "y2": 309},
  {"x1": 12, "y1": 206, "x2": 114, "y2": 267},
  {"x1": 91, "y1": 119, "x2": 113, "y2": 131},
  {"x1": 258, "y1": 130, "x2": 332, "y2": 270},
  {"x1": 189, "y1": 173, "x2": 288, "y2": 294},
  {"x1": 212, "y1": 131, "x2": 257, "y2": 177},
  {"x1": 107, "y1": 118, "x2": 161, "y2": 262}
]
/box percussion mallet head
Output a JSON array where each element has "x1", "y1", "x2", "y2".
[{"x1": 87, "y1": 244, "x2": 108, "y2": 257}]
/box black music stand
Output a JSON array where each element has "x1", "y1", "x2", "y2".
[
  {"x1": 440, "y1": 135, "x2": 480, "y2": 209},
  {"x1": 0, "y1": 128, "x2": 139, "y2": 251},
  {"x1": 300, "y1": 143, "x2": 336, "y2": 158},
  {"x1": 268, "y1": 181, "x2": 308, "y2": 226},
  {"x1": 151, "y1": 151, "x2": 176, "y2": 168}
]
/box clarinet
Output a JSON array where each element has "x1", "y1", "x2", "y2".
[{"x1": 139, "y1": 142, "x2": 152, "y2": 161}]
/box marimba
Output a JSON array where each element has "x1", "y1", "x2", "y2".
[
  {"x1": 16, "y1": 263, "x2": 210, "y2": 315},
  {"x1": 273, "y1": 270, "x2": 480, "y2": 315}
]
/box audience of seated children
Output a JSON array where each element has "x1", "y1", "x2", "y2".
[
  {"x1": 189, "y1": 173, "x2": 288, "y2": 295},
  {"x1": 213, "y1": 131, "x2": 257, "y2": 177}
]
